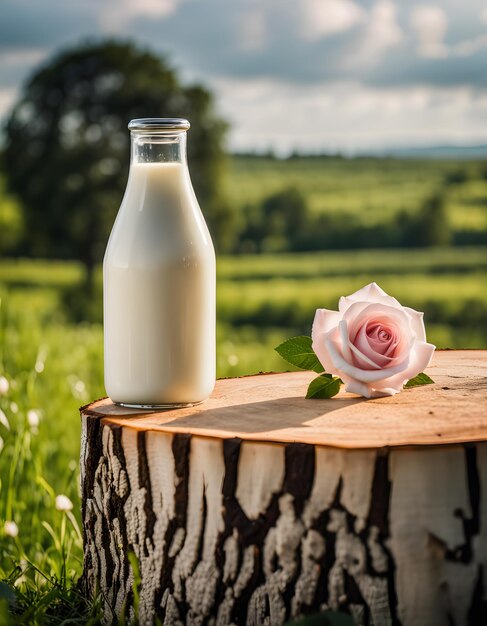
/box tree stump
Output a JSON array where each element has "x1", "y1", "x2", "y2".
[{"x1": 80, "y1": 350, "x2": 487, "y2": 626}]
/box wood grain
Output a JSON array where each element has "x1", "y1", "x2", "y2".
[{"x1": 82, "y1": 350, "x2": 487, "y2": 449}]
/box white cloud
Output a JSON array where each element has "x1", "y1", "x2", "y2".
[
  {"x1": 1, "y1": 49, "x2": 47, "y2": 65},
  {"x1": 346, "y1": 0, "x2": 403, "y2": 67},
  {"x1": 98, "y1": 0, "x2": 179, "y2": 32},
  {"x1": 301, "y1": 0, "x2": 366, "y2": 41},
  {"x1": 452, "y1": 34, "x2": 487, "y2": 57},
  {"x1": 410, "y1": 5, "x2": 448, "y2": 58},
  {"x1": 410, "y1": 5, "x2": 487, "y2": 60},
  {"x1": 238, "y1": 10, "x2": 267, "y2": 52},
  {"x1": 366, "y1": 1, "x2": 403, "y2": 54},
  {"x1": 213, "y1": 76, "x2": 487, "y2": 154},
  {"x1": 1, "y1": 0, "x2": 487, "y2": 152}
]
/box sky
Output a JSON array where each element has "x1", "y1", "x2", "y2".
[{"x1": 1, "y1": 0, "x2": 487, "y2": 154}]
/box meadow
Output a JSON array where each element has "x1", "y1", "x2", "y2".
[
  {"x1": 0, "y1": 156, "x2": 486, "y2": 622},
  {"x1": 227, "y1": 156, "x2": 487, "y2": 238}
]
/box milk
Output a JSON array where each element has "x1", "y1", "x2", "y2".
[{"x1": 103, "y1": 161, "x2": 216, "y2": 406}]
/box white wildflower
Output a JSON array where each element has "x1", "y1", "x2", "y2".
[
  {"x1": 27, "y1": 409, "x2": 40, "y2": 428},
  {"x1": 14, "y1": 558, "x2": 29, "y2": 586},
  {"x1": 0, "y1": 435, "x2": 3, "y2": 453},
  {"x1": 10, "y1": 402, "x2": 18, "y2": 414},
  {"x1": 227, "y1": 354, "x2": 239, "y2": 366},
  {"x1": 35, "y1": 347, "x2": 48, "y2": 374},
  {"x1": 69, "y1": 376, "x2": 87, "y2": 400},
  {"x1": 74, "y1": 380, "x2": 85, "y2": 394},
  {"x1": 4, "y1": 520, "x2": 19, "y2": 538},
  {"x1": 0, "y1": 376, "x2": 9, "y2": 395},
  {"x1": 55, "y1": 494, "x2": 73, "y2": 512},
  {"x1": 0, "y1": 409, "x2": 10, "y2": 430}
]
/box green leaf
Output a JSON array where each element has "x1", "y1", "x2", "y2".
[
  {"x1": 275, "y1": 336, "x2": 324, "y2": 373},
  {"x1": 404, "y1": 372, "x2": 435, "y2": 388},
  {"x1": 306, "y1": 374, "x2": 342, "y2": 399}
]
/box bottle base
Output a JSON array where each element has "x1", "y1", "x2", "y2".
[{"x1": 116, "y1": 400, "x2": 203, "y2": 410}]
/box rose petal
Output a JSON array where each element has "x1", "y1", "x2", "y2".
[
  {"x1": 339, "y1": 282, "x2": 403, "y2": 314},
  {"x1": 312, "y1": 326, "x2": 340, "y2": 375},
  {"x1": 369, "y1": 387, "x2": 403, "y2": 397},
  {"x1": 367, "y1": 334, "x2": 394, "y2": 355},
  {"x1": 339, "y1": 282, "x2": 388, "y2": 308},
  {"x1": 344, "y1": 302, "x2": 413, "y2": 341},
  {"x1": 349, "y1": 336, "x2": 385, "y2": 370},
  {"x1": 354, "y1": 323, "x2": 394, "y2": 367},
  {"x1": 344, "y1": 304, "x2": 414, "y2": 366},
  {"x1": 371, "y1": 341, "x2": 436, "y2": 391},
  {"x1": 325, "y1": 335, "x2": 411, "y2": 382},
  {"x1": 344, "y1": 377, "x2": 403, "y2": 398},
  {"x1": 403, "y1": 307, "x2": 427, "y2": 342},
  {"x1": 312, "y1": 308, "x2": 342, "y2": 337},
  {"x1": 344, "y1": 378, "x2": 374, "y2": 398},
  {"x1": 384, "y1": 334, "x2": 401, "y2": 357},
  {"x1": 338, "y1": 320, "x2": 354, "y2": 363},
  {"x1": 340, "y1": 319, "x2": 391, "y2": 369},
  {"x1": 413, "y1": 340, "x2": 436, "y2": 371},
  {"x1": 366, "y1": 323, "x2": 396, "y2": 354}
]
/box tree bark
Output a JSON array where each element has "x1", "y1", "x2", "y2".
[{"x1": 80, "y1": 351, "x2": 487, "y2": 626}]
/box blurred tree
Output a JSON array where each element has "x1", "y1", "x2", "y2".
[
  {"x1": 3, "y1": 40, "x2": 234, "y2": 289},
  {"x1": 418, "y1": 193, "x2": 451, "y2": 246},
  {"x1": 0, "y1": 176, "x2": 24, "y2": 254},
  {"x1": 239, "y1": 187, "x2": 309, "y2": 252},
  {"x1": 444, "y1": 169, "x2": 468, "y2": 186},
  {"x1": 404, "y1": 193, "x2": 451, "y2": 247},
  {"x1": 395, "y1": 193, "x2": 451, "y2": 247}
]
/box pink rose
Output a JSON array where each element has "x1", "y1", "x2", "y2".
[{"x1": 311, "y1": 283, "x2": 435, "y2": 398}]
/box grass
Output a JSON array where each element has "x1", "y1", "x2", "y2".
[
  {"x1": 217, "y1": 247, "x2": 487, "y2": 280},
  {"x1": 0, "y1": 290, "x2": 104, "y2": 623},
  {"x1": 0, "y1": 245, "x2": 485, "y2": 622}
]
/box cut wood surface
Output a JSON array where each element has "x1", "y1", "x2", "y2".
[
  {"x1": 80, "y1": 350, "x2": 487, "y2": 626},
  {"x1": 83, "y1": 350, "x2": 487, "y2": 449}
]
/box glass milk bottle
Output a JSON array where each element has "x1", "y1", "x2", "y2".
[{"x1": 103, "y1": 118, "x2": 216, "y2": 407}]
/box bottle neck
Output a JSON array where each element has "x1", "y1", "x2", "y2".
[{"x1": 130, "y1": 131, "x2": 187, "y2": 165}]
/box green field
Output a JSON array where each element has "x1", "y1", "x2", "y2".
[
  {"x1": 1, "y1": 250, "x2": 486, "y2": 620},
  {"x1": 1, "y1": 156, "x2": 487, "y2": 622},
  {"x1": 226, "y1": 156, "x2": 487, "y2": 237}
]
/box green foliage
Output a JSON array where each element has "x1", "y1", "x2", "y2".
[
  {"x1": 399, "y1": 193, "x2": 451, "y2": 247},
  {"x1": 305, "y1": 374, "x2": 342, "y2": 399},
  {"x1": 240, "y1": 187, "x2": 453, "y2": 252},
  {"x1": 275, "y1": 336, "x2": 324, "y2": 372},
  {"x1": 444, "y1": 169, "x2": 469, "y2": 185},
  {"x1": 0, "y1": 178, "x2": 23, "y2": 255},
  {"x1": 241, "y1": 187, "x2": 310, "y2": 252},
  {"x1": 421, "y1": 193, "x2": 451, "y2": 246},
  {"x1": 404, "y1": 372, "x2": 435, "y2": 388},
  {"x1": 3, "y1": 40, "x2": 233, "y2": 286}
]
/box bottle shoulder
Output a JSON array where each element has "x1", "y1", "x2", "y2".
[
  {"x1": 104, "y1": 163, "x2": 215, "y2": 268},
  {"x1": 104, "y1": 210, "x2": 215, "y2": 271}
]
